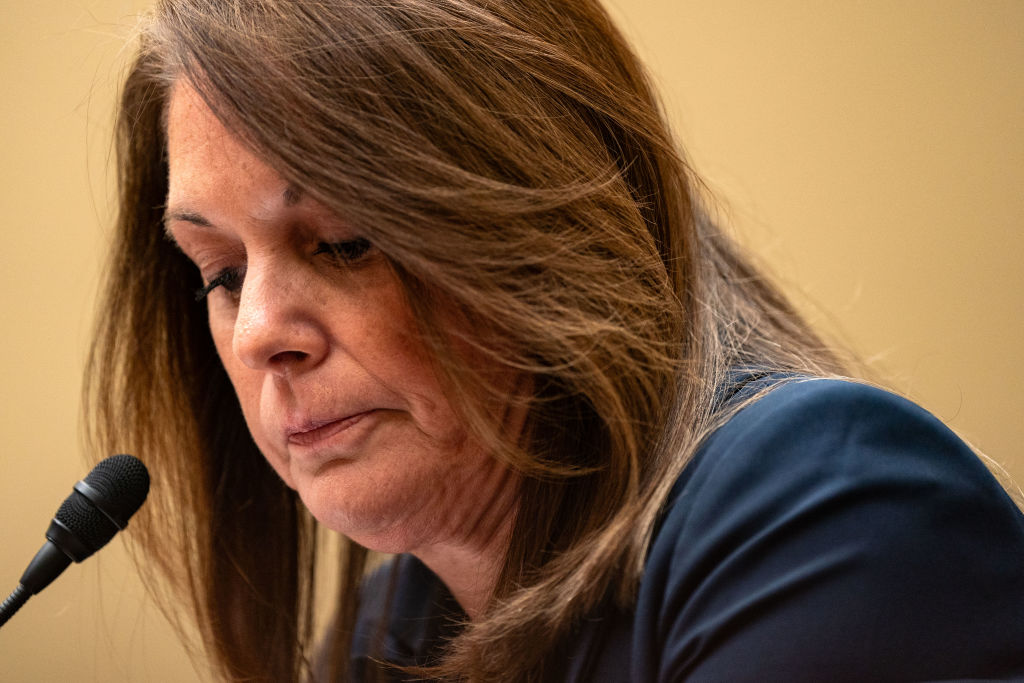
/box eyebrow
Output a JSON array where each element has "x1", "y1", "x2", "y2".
[
  {"x1": 164, "y1": 208, "x2": 213, "y2": 227},
  {"x1": 162, "y1": 208, "x2": 212, "y2": 243},
  {"x1": 161, "y1": 206, "x2": 213, "y2": 253},
  {"x1": 163, "y1": 184, "x2": 304, "y2": 237},
  {"x1": 283, "y1": 183, "x2": 303, "y2": 206}
]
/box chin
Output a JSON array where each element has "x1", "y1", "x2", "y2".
[{"x1": 294, "y1": 466, "x2": 431, "y2": 553}]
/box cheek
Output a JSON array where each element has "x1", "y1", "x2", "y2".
[
  {"x1": 208, "y1": 312, "x2": 293, "y2": 480},
  {"x1": 208, "y1": 307, "x2": 235, "y2": 362},
  {"x1": 209, "y1": 316, "x2": 249, "y2": 414}
]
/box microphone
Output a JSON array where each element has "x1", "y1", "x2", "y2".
[{"x1": 0, "y1": 454, "x2": 150, "y2": 628}]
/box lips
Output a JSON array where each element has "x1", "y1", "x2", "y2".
[{"x1": 286, "y1": 411, "x2": 374, "y2": 448}]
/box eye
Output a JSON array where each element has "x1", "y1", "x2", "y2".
[
  {"x1": 194, "y1": 266, "x2": 245, "y2": 302},
  {"x1": 313, "y1": 237, "x2": 373, "y2": 265}
]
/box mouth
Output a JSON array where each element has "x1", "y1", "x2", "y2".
[{"x1": 286, "y1": 411, "x2": 374, "y2": 448}]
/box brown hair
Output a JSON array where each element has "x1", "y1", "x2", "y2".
[{"x1": 86, "y1": 1, "x2": 843, "y2": 680}]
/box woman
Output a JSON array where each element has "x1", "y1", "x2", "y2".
[{"x1": 86, "y1": 0, "x2": 1024, "y2": 681}]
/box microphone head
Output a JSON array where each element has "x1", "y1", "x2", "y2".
[
  {"x1": 51, "y1": 455, "x2": 150, "y2": 560},
  {"x1": 79, "y1": 454, "x2": 150, "y2": 526}
]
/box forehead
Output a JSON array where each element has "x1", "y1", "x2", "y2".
[
  {"x1": 165, "y1": 81, "x2": 289, "y2": 209},
  {"x1": 166, "y1": 82, "x2": 236, "y2": 165}
]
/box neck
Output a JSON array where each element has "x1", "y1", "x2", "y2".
[{"x1": 412, "y1": 465, "x2": 519, "y2": 620}]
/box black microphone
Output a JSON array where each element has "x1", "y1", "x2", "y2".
[{"x1": 0, "y1": 454, "x2": 150, "y2": 628}]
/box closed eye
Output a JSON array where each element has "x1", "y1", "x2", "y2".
[
  {"x1": 195, "y1": 267, "x2": 244, "y2": 301},
  {"x1": 192, "y1": 238, "x2": 372, "y2": 303},
  {"x1": 313, "y1": 237, "x2": 372, "y2": 264}
]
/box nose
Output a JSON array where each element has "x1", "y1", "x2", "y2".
[{"x1": 231, "y1": 255, "x2": 329, "y2": 375}]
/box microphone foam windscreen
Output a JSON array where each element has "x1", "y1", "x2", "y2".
[
  {"x1": 84, "y1": 454, "x2": 151, "y2": 519},
  {"x1": 55, "y1": 491, "x2": 119, "y2": 552},
  {"x1": 54, "y1": 455, "x2": 150, "y2": 554}
]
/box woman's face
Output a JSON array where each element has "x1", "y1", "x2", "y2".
[{"x1": 164, "y1": 82, "x2": 517, "y2": 553}]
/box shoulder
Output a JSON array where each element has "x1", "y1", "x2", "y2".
[
  {"x1": 635, "y1": 379, "x2": 1024, "y2": 682},
  {"x1": 704, "y1": 376, "x2": 974, "y2": 466},
  {"x1": 673, "y1": 378, "x2": 1008, "y2": 519}
]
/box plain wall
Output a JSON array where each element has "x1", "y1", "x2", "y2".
[{"x1": 1, "y1": 1, "x2": 1020, "y2": 680}]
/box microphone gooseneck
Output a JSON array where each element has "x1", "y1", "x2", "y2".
[{"x1": 0, "y1": 454, "x2": 150, "y2": 628}]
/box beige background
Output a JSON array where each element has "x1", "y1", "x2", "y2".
[{"x1": 1, "y1": 1, "x2": 1021, "y2": 680}]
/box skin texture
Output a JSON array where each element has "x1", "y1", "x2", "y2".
[{"x1": 164, "y1": 82, "x2": 519, "y2": 617}]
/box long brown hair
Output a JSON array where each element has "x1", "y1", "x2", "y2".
[{"x1": 85, "y1": 1, "x2": 843, "y2": 680}]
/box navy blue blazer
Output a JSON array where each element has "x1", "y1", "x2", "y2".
[{"x1": 346, "y1": 379, "x2": 1024, "y2": 681}]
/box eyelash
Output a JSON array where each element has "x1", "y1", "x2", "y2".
[
  {"x1": 312, "y1": 237, "x2": 372, "y2": 262},
  {"x1": 193, "y1": 237, "x2": 373, "y2": 302},
  {"x1": 194, "y1": 267, "x2": 243, "y2": 302}
]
